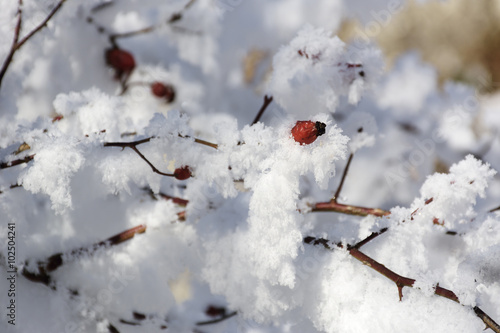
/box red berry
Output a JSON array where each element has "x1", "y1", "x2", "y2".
[
  {"x1": 174, "y1": 166, "x2": 192, "y2": 180},
  {"x1": 105, "y1": 48, "x2": 136, "y2": 80},
  {"x1": 151, "y1": 82, "x2": 176, "y2": 103},
  {"x1": 291, "y1": 121, "x2": 326, "y2": 145}
]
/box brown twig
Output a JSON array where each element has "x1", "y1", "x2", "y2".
[
  {"x1": 118, "y1": 311, "x2": 168, "y2": 329},
  {"x1": 104, "y1": 138, "x2": 175, "y2": 177},
  {"x1": 90, "y1": 1, "x2": 115, "y2": 13},
  {"x1": 0, "y1": 154, "x2": 35, "y2": 169},
  {"x1": 0, "y1": 0, "x2": 23, "y2": 89},
  {"x1": 109, "y1": 25, "x2": 157, "y2": 45},
  {"x1": 22, "y1": 224, "x2": 147, "y2": 286},
  {"x1": 196, "y1": 311, "x2": 238, "y2": 326},
  {"x1": 251, "y1": 95, "x2": 273, "y2": 125},
  {"x1": 0, "y1": 183, "x2": 22, "y2": 195},
  {"x1": 104, "y1": 135, "x2": 217, "y2": 176},
  {"x1": 0, "y1": 0, "x2": 67, "y2": 89},
  {"x1": 88, "y1": 0, "x2": 197, "y2": 48},
  {"x1": 178, "y1": 134, "x2": 218, "y2": 149},
  {"x1": 304, "y1": 236, "x2": 500, "y2": 332},
  {"x1": 168, "y1": 0, "x2": 197, "y2": 23},
  {"x1": 348, "y1": 227, "x2": 388, "y2": 249},
  {"x1": 475, "y1": 307, "x2": 500, "y2": 332},
  {"x1": 333, "y1": 153, "x2": 353, "y2": 202},
  {"x1": 15, "y1": 0, "x2": 67, "y2": 50},
  {"x1": 144, "y1": 187, "x2": 189, "y2": 206},
  {"x1": 159, "y1": 192, "x2": 189, "y2": 206},
  {"x1": 489, "y1": 205, "x2": 500, "y2": 213},
  {"x1": 311, "y1": 200, "x2": 390, "y2": 217}
]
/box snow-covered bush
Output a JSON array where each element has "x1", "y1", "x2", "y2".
[{"x1": 1, "y1": 1, "x2": 500, "y2": 333}]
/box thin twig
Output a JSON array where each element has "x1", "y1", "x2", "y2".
[
  {"x1": 333, "y1": 153, "x2": 353, "y2": 202},
  {"x1": 109, "y1": 25, "x2": 157, "y2": 45},
  {"x1": 15, "y1": 0, "x2": 67, "y2": 50},
  {"x1": 0, "y1": 0, "x2": 23, "y2": 89},
  {"x1": 91, "y1": 1, "x2": 115, "y2": 13},
  {"x1": 0, "y1": 183, "x2": 22, "y2": 195},
  {"x1": 348, "y1": 227, "x2": 388, "y2": 249},
  {"x1": 194, "y1": 137, "x2": 218, "y2": 149},
  {"x1": 196, "y1": 311, "x2": 237, "y2": 326},
  {"x1": 168, "y1": 0, "x2": 197, "y2": 23},
  {"x1": 158, "y1": 192, "x2": 189, "y2": 206},
  {"x1": 179, "y1": 134, "x2": 218, "y2": 149},
  {"x1": 251, "y1": 95, "x2": 273, "y2": 125},
  {"x1": 311, "y1": 200, "x2": 390, "y2": 217},
  {"x1": 489, "y1": 205, "x2": 500, "y2": 213},
  {"x1": 104, "y1": 138, "x2": 175, "y2": 177},
  {"x1": 144, "y1": 187, "x2": 189, "y2": 206},
  {"x1": 104, "y1": 135, "x2": 217, "y2": 176}
]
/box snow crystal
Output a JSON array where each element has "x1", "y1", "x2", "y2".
[{"x1": 18, "y1": 133, "x2": 85, "y2": 213}]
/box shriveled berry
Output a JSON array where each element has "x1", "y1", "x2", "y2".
[
  {"x1": 291, "y1": 121, "x2": 326, "y2": 145},
  {"x1": 174, "y1": 166, "x2": 192, "y2": 180},
  {"x1": 205, "y1": 305, "x2": 226, "y2": 317},
  {"x1": 151, "y1": 82, "x2": 176, "y2": 103},
  {"x1": 105, "y1": 48, "x2": 136, "y2": 80}
]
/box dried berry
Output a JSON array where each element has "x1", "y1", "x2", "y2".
[
  {"x1": 205, "y1": 305, "x2": 226, "y2": 317},
  {"x1": 105, "y1": 48, "x2": 136, "y2": 80},
  {"x1": 174, "y1": 166, "x2": 192, "y2": 180},
  {"x1": 151, "y1": 82, "x2": 176, "y2": 103},
  {"x1": 291, "y1": 120, "x2": 326, "y2": 145}
]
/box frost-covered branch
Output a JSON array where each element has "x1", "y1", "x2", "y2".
[
  {"x1": 103, "y1": 135, "x2": 216, "y2": 178},
  {"x1": 304, "y1": 236, "x2": 500, "y2": 333},
  {"x1": 0, "y1": 0, "x2": 22, "y2": 89},
  {"x1": 0, "y1": 154, "x2": 35, "y2": 169},
  {"x1": 15, "y1": 0, "x2": 67, "y2": 50},
  {"x1": 0, "y1": 0, "x2": 67, "y2": 89},
  {"x1": 22, "y1": 224, "x2": 147, "y2": 286}
]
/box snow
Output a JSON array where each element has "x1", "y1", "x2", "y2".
[{"x1": 1, "y1": 0, "x2": 500, "y2": 332}]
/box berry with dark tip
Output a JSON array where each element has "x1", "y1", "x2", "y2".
[{"x1": 291, "y1": 120, "x2": 326, "y2": 145}]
